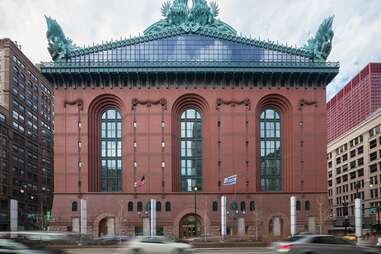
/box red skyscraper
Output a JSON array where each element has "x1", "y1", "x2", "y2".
[{"x1": 327, "y1": 63, "x2": 381, "y2": 143}]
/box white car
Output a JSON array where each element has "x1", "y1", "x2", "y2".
[
  {"x1": 125, "y1": 236, "x2": 192, "y2": 254},
  {"x1": 0, "y1": 239, "x2": 53, "y2": 254}
]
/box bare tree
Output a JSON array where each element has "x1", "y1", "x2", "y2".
[{"x1": 316, "y1": 195, "x2": 332, "y2": 234}]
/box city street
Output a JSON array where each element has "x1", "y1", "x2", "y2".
[{"x1": 65, "y1": 247, "x2": 273, "y2": 254}]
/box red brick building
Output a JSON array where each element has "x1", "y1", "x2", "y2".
[
  {"x1": 327, "y1": 63, "x2": 381, "y2": 143},
  {"x1": 41, "y1": 3, "x2": 338, "y2": 239}
]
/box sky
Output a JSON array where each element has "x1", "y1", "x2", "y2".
[{"x1": 0, "y1": 0, "x2": 380, "y2": 101}]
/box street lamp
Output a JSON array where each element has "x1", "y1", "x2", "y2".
[{"x1": 193, "y1": 186, "x2": 198, "y2": 236}]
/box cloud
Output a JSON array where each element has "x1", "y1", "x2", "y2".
[{"x1": 0, "y1": 0, "x2": 380, "y2": 100}]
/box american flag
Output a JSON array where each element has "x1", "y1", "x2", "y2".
[{"x1": 134, "y1": 176, "x2": 145, "y2": 188}]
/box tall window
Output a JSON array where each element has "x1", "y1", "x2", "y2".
[
  {"x1": 260, "y1": 109, "x2": 281, "y2": 191},
  {"x1": 100, "y1": 108, "x2": 122, "y2": 192},
  {"x1": 180, "y1": 109, "x2": 202, "y2": 192}
]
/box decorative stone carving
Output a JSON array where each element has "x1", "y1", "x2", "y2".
[
  {"x1": 144, "y1": 0, "x2": 236, "y2": 36},
  {"x1": 45, "y1": 15, "x2": 78, "y2": 61},
  {"x1": 304, "y1": 16, "x2": 334, "y2": 62}
]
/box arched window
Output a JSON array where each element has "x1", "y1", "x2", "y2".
[
  {"x1": 212, "y1": 201, "x2": 218, "y2": 211},
  {"x1": 296, "y1": 200, "x2": 301, "y2": 211},
  {"x1": 165, "y1": 201, "x2": 171, "y2": 212},
  {"x1": 240, "y1": 201, "x2": 246, "y2": 212},
  {"x1": 137, "y1": 201, "x2": 143, "y2": 212},
  {"x1": 156, "y1": 202, "x2": 161, "y2": 212},
  {"x1": 250, "y1": 201, "x2": 256, "y2": 211},
  {"x1": 180, "y1": 109, "x2": 202, "y2": 192},
  {"x1": 128, "y1": 201, "x2": 134, "y2": 212},
  {"x1": 259, "y1": 109, "x2": 281, "y2": 192},
  {"x1": 71, "y1": 201, "x2": 78, "y2": 212},
  {"x1": 305, "y1": 200, "x2": 311, "y2": 211},
  {"x1": 100, "y1": 108, "x2": 122, "y2": 192},
  {"x1": 230, "y1": 201, "x2": 238, "y2": 211},
  {"x1": 146, "y1": 202, "x2": 151, "y2": 211}
]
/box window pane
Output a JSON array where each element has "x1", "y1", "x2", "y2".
[
  {"x1": 117, "y1": 122, "x2": 121, "y2": 138},
  {"x1": 100, "y1": 108, "x2": 123, "y2": 192},
  {"x1": 107, "y1": 109, "x2": 115, "y2": 119},
  {"x1": 266, "y1": 109, "x2": 274, "y2": 119},
  {"x1": 101, "y1": 141, "x2": 106, "y2": 157}
]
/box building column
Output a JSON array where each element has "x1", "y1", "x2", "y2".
[{"x1": 10, "y1": 199, "x2": 18, "y2": 231}]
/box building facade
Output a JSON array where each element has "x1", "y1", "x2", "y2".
[
  {"x1": 327, "y1": 63, "x2": 381, "y2": 230},
  {"x1": 0, "y1": 105, "x2": 9, "y2": 230},
  {"x1": 0, "y1": 39, "x2": 54, "y2": 230},
  {"x1": 41, "y1": 2, "x2": 338, "y2": 239},
  {"x1": 327, "y1": 109, "x2": 381, "y2": 229},
  {"x1": 327, "y1": 63, "x2": 381, "y2": 143}
]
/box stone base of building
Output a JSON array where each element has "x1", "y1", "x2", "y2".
[{"x1": 49, "y1": 193, "x2": 328, "y2": 240}]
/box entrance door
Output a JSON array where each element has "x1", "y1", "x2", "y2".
[
  {"x1": 99, "y1": 218, "x2": 107, "y2": 237},
  {"x1": 179, "y1": 214, "x2": 202, "y2": 239},
  {"x1": 181, "y1": 223, "x2": 196, "y2": 238}
]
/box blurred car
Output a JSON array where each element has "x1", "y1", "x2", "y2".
[
  {"x1": 94, "y1": 235, "x2": 129, "y2": 245},
  {"x1": 342, "y1": 234, "x2": 357, "y2": 242},
  {"x1": 376, "y1": 237, "x2": 381, "y2": 248},
  {"x1": 125, "y1": 236, "x2": 192, "y2": 254},
  {"x1": 271, "y1": 234, "x2": 377, "y2": 254},
  {"x1": 0, "y1": 231, "x2": 95, "y2": 246},
  {"x1": 0, "y1": 238, "x2": 65, "y2": 254}
]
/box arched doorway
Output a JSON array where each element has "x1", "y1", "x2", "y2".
[
  {"x1": 98, "y1": 217, "x2": 115, "y2": 237},
  {"x1": 179, "y1": 214, "x2": 202, "y2": 239},
  {"x1": 269, "y1": 216, "x2": 284, "y2": 238},
  {"x1": 99, "y1": 218, "x2": 107, "y2": 237}
]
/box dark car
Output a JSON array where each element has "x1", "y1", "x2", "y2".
[{"x1": 271, "y1": 234, "x2": 378, "y2": 254}]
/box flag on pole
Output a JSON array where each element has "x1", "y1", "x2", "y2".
[
  {"x1": 223, "y1": 175, "x2": 237, "y2": 185},
  {"x1": 134, "y1": 176, "x2": 145, "y2": 188}
]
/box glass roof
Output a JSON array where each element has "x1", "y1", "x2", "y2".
[{"x1": 69, "y1": 34, "x2": 312, "y2": 64}]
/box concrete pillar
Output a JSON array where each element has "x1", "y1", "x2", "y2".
[
  {"x1": 150, "y1": 199, "x2": 156, "y2": 236},
  {"x1": 221, "y1": 196, "x2": 227, "y2": 239},
  {"x1": 80, "y1": 199, "x2": 87, "y2": 234},
  {"x1": 355, "y1": 198, "x2": 362, "y2": 238},
  {"x1": 290, "y1": 196, "x2": 296, "y2": 236},
  {"x1": 10, "y1": 199, "x2": 18, "y2": 231}
]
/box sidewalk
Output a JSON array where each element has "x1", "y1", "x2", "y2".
[{"x1": 357, "y1": 236, "x2": 378, "y2": 247}]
